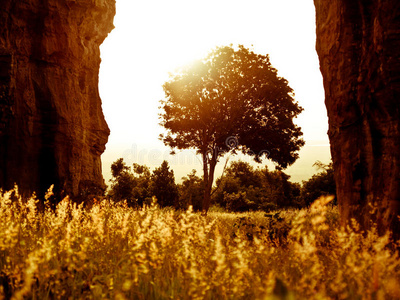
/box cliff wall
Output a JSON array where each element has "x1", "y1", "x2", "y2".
[
  {"x1": 314, "y1": 0, "x2": 400, "y2": 234},
  {"x1": 0, "y1": 0, "x2": 115, "y2": 199}
]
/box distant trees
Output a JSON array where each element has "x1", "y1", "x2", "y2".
[
  {"x1": 213, "y1": 160, "x2": 335, "y2": 211},
  {"x1": 159, "y1": 45, "x2": 304, "y2": 213},
  {"x1": 107, "y1": 158, "x2": 335, "y2": 212},
  {"x1": 108, "y1": 159, "x2": 176, "y2": 208},
  {"x1": 149, "y1": 161, "x2": 179, "y2": 207},
  {"x1": 130, "y1": 163, "x2": 152, "y2": 207},
  {"x1": 214, "y1": 161, "x2": 300, "y2": 212},
  {"x1": 300, "y1": 161, "x2": 336, "y2": 207},
  {"x1": 108, "y1": 158, "x2": 137, "y2": 206},
  {"x1": 263, "y1": 170, "x2": 301, "y2": 208},
  {"x1": 177, "y1": 170, "x2": 204, "y2": 211}
]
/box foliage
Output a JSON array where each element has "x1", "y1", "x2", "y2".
[
  {"x1": 131, "y1": 163, "x2": 152, "y2": 207},
  {"x1": 262, "y1": 168, "x2": 301, "y2": 208},
  {"x1": 107, "y1": 157, "x2": 333, "y2": 213},
  {"x1": 160, "y1": 45, "x2": 304, "y2": 212},
  {"x1": 109, "y1": 159, "x2": 180, "y2": 208},
  {"x1": 1, "y1": 188, "x2": 400, "y2": 299},
  {"x1": 108, "y1": 158, "x2": 136, "y2": 205},
  {"x1": 149, "y1": 160, "x2": 178, "y2": 208},
  {"x1": 300, "y1": 161, "x2": 336, "y2": 206},
  {"x1": 177, "y1": 169, "x2": 204, "y2": 211},
  {"x1": 108, "y1": 158, "x2": 152, "y2": 207},
  {"x1": 214, "y1": 161, "x2": 300, "y2": 212}
]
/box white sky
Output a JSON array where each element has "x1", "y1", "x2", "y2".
[{"x1": 99, "y1": 0, "x2": 331, "y2": 184}]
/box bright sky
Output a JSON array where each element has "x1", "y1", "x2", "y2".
[{"x1": 99, "y1": 0, "x2": 331, "y2": 185}]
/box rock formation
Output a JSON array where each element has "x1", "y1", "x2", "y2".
[
  {"x1": 314, "y1": 1, "x2": 400, "y2": 236},
  {"x1": 0, "y1": 0, "x2": 115, "y2": 199}
]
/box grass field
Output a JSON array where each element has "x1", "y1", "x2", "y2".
[{"x1": 0, "y1": 187, "x2": 399, "y2": 299}]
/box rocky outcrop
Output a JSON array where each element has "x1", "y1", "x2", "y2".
[
  {"x1": 0, "y1": 0, "x2": 115, "y2": 199},
  {"x1": 314, "y1": 1, "x2": 400, "y2": 236}
]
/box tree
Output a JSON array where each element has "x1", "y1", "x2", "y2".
[
  {"x1": 150, "y1": 160, "x2": 178, "y2": 208},
  {"x1": 300, "y1": 161, "x2": 336, "y2": 207},
  {"x1": 177, "y1": 170, "x2": 204, "y2": 211},
  {"x1": 262, "y1": 169, "x2": 301, "y2": 208},
  {"x1": 131, "y1": 163, "x2": 152, "y2": 207},
  {"x1": 214, "y1": 161, "x2": 263, "y2": 211},
  {"x1": 160, "y1": 45, "x2": 304, "y2": 213},
  {"x1": 108, "y1": 158, "x2": 152, "y2": 207},
  {"x1": 108, "y1": 158, "x2": 136, "y2": 205},
  {"x1": 214, "y1": 161, "x2": 300, "y2": 212}
]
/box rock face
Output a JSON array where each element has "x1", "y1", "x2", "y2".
[
  {"x1": 314, "y1": 1, "x2": 400, "y2": 236},
  {"x1": 0, "y1": 0, "x2": 115, "y2": 199}
]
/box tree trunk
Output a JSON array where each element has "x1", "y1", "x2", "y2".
[
  {"x1": 202, "y1": 185, "x2": 212, "y2": 214},
  {"x1": 202, "y1": 149, "x2": 217, "y2": 214},
  {"x1": 314, "y1": 0, "x2": 400, "y2": 238}
]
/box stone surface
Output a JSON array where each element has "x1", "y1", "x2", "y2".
[
  {"x1": 314, "y1": 0, "x2": 400, "y2": 236},
  {"x1": 0, "y1": 0, "x2": 115, "y2": 199}
]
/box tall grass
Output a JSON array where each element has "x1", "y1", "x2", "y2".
[{"x1": 0, "y1": 187, "x2": 399, "y2": 299}]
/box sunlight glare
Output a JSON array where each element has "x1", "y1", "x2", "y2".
[{"x1": 99, "y1": 0, "x2": 331, "y2": 183}]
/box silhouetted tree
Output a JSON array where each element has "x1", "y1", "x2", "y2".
[
  {"x1": 300, "y1": 161, "x2": 336, "y2": 206},
  {"x1": 214, "y1": 161, "x2": 300, "y2": 212},
  {"x1": 262, "y1": 169, "x2": 301, "y2": 208},
  {"x1": 108, "y1": 159, "x2": 152, "y2": 207},
  {"x1": 108, "y1": 158, "x2": 136, "y2": 205},
  {"x1": 160, "y1": 45, "x2": 304, "y2": 213},
  {"x1": 131, "y1": 163, "x2": 152, "y2": 207},
  {"x1": 150, "y1": 160, "x2": 178, "y2": 207},
  {"x1": 177, "y1": 170, "x2": 204, "y2": 211}
]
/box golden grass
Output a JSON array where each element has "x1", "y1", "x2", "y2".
[{"x1": 0, "y1": 187, "x2": 399, "y2": 299}]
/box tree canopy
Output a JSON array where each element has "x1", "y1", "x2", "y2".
[
  {"x1": 160, "y1": 45, "x2": 304, "y2": 212},
  {"x1": 300, "y1": 161, "x2": 336, "y2": 207},
  {"x1": 214, "y1": 161, "x2": 301, "y2": 212},
  {"x1": 108, "y1": 159, "x2": 152, "y2": 207},
  {"x1": 177, "y1": 170, "x2": 204, "y2": 211},
  {"x1": 150, "y1": 160, "x2": 178, "y2": 207}
]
